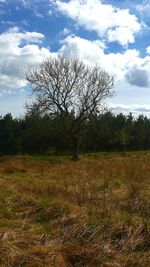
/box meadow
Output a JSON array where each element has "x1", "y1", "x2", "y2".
[{"x1": 0, "y1": 152, "x2": 149, "y2": 267}]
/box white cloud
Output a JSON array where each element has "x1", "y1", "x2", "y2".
[
  {"x1": 59, "y1": 35, "x2": 150, "y2": 87},
  {"x1": 53, "y1": 0, "x2": 141, "y2": 46},
  {"x1": 108, "y1": 27, "x2": 135, "y2": 46},
  {"x1": 0, "y1": 27, "x2": 51, "y2": 92},
  {"x1": 125, "y1": 66, "x2": 149, "y2": 87},
  {"x1": 136, "y1": 0, "x2": 150, "y2": 16},
  {"x1": 60, "y1": 35, "x2": 105, "y2": 64},
  {"x1": 109, "y1": 103, "x2": 150, "y2": 116},
  {"x1": 146, "y1": 46, "x2": 150, "y2": 54},
  {"x1": 0, "y1": 25, "x2": 149, "y2": 99}
]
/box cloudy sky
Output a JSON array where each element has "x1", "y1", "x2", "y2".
[{"x1": 0, "y1": 0, "x2": 150, "y2": 117}]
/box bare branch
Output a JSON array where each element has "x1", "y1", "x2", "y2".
[{"x1": 26, "y1": 55, "x2": 114, "y2": 160}]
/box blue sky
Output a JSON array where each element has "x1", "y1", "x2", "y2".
[{"x1": 0, "y1": 0, "x2": 150, "y2": 117}]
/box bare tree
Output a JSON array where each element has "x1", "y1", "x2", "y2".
[{"x1": 26, "y1": 56, "x2": 114, "y2": 160}]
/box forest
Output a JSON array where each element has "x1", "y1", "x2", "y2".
[{"x1": 1, "y1": 111, "x2": 150, "y2": 155}]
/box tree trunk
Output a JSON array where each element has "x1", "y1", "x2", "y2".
[{"x1": 72, "y1": 135, "x2": 79, "y2": 161}]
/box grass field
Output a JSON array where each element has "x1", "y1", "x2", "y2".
[{"x1": 0, "y1": 152, "x2": 150, "y2": 267}]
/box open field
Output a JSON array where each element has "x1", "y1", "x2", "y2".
[{"x1": 0, "y1": 152, "x2": 150, "y2": 267}]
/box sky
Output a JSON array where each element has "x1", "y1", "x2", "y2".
[{"x1": 0, "y1": 0, "x2": 150, "y2": 117}]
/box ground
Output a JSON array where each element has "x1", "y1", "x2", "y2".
[{"x1": 0, "y1": 152, "x2": 150, "y2": 266}]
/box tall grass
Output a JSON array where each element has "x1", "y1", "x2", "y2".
[{"x1": 0, "y1": 152, "x2": 149, "y2": 266}]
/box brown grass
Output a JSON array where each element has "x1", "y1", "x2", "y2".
[{"x1": 0, "y1": 152, "x2": 149, "y2": 266}]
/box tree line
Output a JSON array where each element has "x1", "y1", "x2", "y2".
[
  {"x1": 1, "y1": 111, "x2": 150, "y2": 155},
  {"x1": 1, "y1": 56, "x2": 149, "y2": 158}
]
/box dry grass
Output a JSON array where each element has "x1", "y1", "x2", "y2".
[{"x1": 0, "y1": 152, "x2": 150, "y2": 266}]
